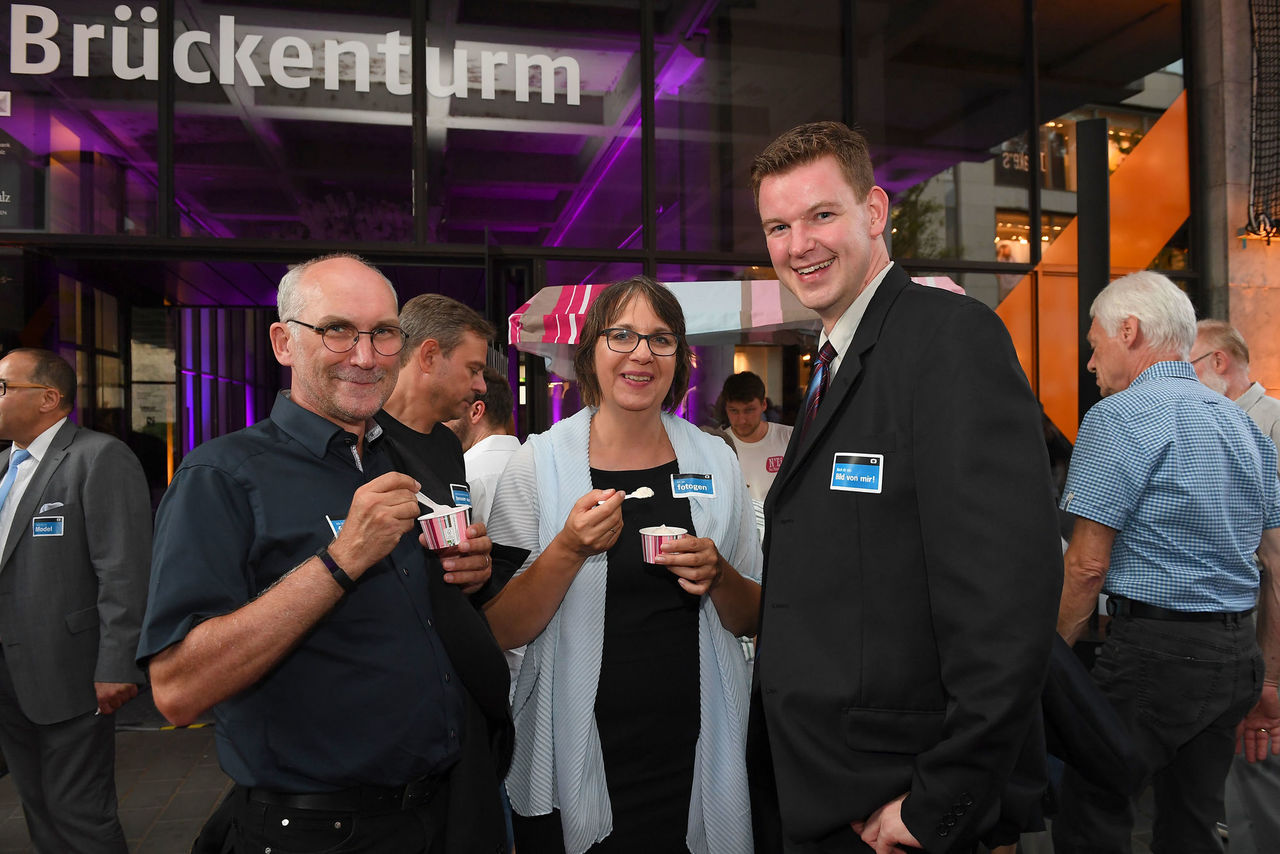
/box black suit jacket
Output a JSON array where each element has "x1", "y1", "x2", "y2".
[
  {"x1": 374, "y1": 412, "x2": 514, "y2": 854},
  {"x1": 749, "y1": 265, "x2": 1062, "y2": 853}
]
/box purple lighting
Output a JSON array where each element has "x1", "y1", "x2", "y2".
[
  {"x1": 184, "y1": 373, "x2": 195, "y2": 453},
  {"x1": 551, "y1": 380, "x2": 564, "y2": 424},
  {"x1": 550, "y1": 116, "x2": 641, "y2": 248},
  {"x1": 549, "y1": 46, "x2": 704, "y2": 249}
]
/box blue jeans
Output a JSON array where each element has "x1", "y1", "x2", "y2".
[{"x1": 1053, "y1": 614, "x2": 1262, "y2": 854}]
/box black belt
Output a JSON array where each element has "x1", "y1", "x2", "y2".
[
  {"x1": 1106, "y1": 596, "x2": 1254, "y2": 624},
  {"x1": 246, "y1": 773, "x2": 444, "y2": 814}
]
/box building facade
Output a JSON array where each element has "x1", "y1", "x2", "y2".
[{"x1": 3, "y1": 0, "x2": 1270, "y2": 497}]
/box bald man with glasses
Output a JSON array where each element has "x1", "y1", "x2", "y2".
[{"x1": 140, "y1": 254, "x2": 506, "y2": 854}]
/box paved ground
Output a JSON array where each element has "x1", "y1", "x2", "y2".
[
  {"x1": 0, "y1": 687, "x2": 1165, "y2": 854},
  {"x1": 0, "y1": 689, "x2": 230, "y2": 854}
]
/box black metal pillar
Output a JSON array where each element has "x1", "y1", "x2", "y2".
[{"x1": 1077, "y1": 118, "x2": 1109, "y2": 420}]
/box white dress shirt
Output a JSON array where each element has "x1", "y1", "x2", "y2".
[
  {"x1": 463, "y1": 433, "x2": 522, "y2": 525},
  {"x1": 0, "y1": 418, "x2": 67, "y2": 559},
  {"x1": 819, "y1": 260, "x2": 894, "y2": 377}
]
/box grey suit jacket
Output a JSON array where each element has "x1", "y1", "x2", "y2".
[{"x1": 0, "y1": 421, "x2": 152, "y2": 725}]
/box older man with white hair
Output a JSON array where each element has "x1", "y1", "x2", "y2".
[
  {"x1": 1190, "y1": 318, "x2": 1280, "y2": 854},
  {"x1": 1192, "y1": 319, "x2": 1280, "y2": 445},
  {"x1": 1053, "y1": 271, "x2": 1280, "y2": 854}
]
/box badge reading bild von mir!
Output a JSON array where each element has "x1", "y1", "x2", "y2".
[{"x1": 830, "y1": 453, "x2": 883, "y2": 494}]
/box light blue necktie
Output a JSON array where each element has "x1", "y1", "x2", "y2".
[{"x1": 0, "y1": 449, "x2": 32, "y2": 512}]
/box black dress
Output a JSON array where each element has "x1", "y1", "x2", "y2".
[{"x1": 513, "y1": 460, "x2": 700, "y2": 854}]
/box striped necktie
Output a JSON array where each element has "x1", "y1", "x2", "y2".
[
  {"x1": 0, "y1": 448, "x2": 32, "y2": 512},
  {"x1": 800, "y1": 342, "x2": 837, "y2": 439}
]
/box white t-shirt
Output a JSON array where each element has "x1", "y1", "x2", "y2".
[
  {"x1": 728, "y1": 422, "x2": 793, "y2": 504},
  {"x1": 462, "y1": 433, "x2": 521, "y2": 525}
]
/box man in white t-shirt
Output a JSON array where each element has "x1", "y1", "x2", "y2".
[{"x1": 720, "y1": 372, "x2": 793, "y2": 540}]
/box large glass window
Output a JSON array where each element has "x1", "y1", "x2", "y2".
[
  {"x1": 859, "y1": 0, "x2": 1030, "y2": 266},
  {"x1": 652, "y1": 0, "x2": 844, "y2": 255},
  {"x1": 442, "y1": 6, "x2": 643, "y2": 249},
  {"x1": 172, "y1": 4, "x2": 414, "y2": 240},
  {"x1": 1, "y1": 2, "x2": 159, "y2": 234}
]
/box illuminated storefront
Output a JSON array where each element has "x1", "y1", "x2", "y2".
[{"x1": 1, "y1": 0, "x2": 1194, "y2": 492}]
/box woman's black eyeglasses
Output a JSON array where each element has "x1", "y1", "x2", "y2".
[{"x1": 599, "y1": 328, "x2": 679, "y2": 356}]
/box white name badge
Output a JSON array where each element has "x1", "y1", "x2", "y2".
[
  {"x1": 450, "y1": 483, "x2": 473, "y2": 506},
  {"x1": 325, "y1": 515, "x2": 345, "y2": 537},
  {"x1": 830, "y1": 453, "x2": 884, "y2": 494},
  {"x1": 32, "y1": 516, "x2": 64, "y2": 537},
  {"x1": 671, "y1": 472, "x2": 716, "y2": 499}
]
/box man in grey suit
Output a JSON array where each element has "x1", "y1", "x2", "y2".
[{"x1": 0, "y1": 348, "x2": 152, "y2": 854}]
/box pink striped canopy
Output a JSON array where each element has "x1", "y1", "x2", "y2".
[{"x1": 509, "y1": 276, "x2": 964, "y2": 377}]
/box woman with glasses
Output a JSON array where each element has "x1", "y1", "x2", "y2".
[{"x1": 485, "y1": 276, "x2": 760, "y2": 854}]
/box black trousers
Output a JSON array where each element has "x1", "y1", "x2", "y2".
[
  {"x1": 0, "y1": 650, "x2": 127, "y2": 854},
  {"x1": 198, "y1": 782, "x2": 451, "y2": 854},
  {"x1": 1053, "y1": 614, "x2": 1262, "y2": 854}
]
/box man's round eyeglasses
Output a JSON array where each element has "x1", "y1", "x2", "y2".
[
  {"x1": 599, "y1": 328, "x2": 679, "y2": 356},
  {"x1": 0, "y1": 380, "x2": 58, "y2": 397},
  {"x1": 286, "y1": 319, "x2": 407, "y2": 357},
  {"x1": 1189, "y1": 351, "x2": 1213, "y2": 365}
]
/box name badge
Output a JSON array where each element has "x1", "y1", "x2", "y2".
[
  {"x1": 325, "y1": 515, "x2": 345, "y2": 537},
  {"x1": 450, "y1": 483, "x2": 473, "y2": 506},
  {"x1": 671, "y1": 472, "x2": 716, "y2": 499},
  {"x1": 830, "y1": 453, "x2": 884, "y2": 494},
  {"x1": 32, "y1": 516, "x2": 64, "y2": 537}
]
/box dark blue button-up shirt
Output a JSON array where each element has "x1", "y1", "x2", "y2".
[{"x1": 139, "y1": 392, "x2": 464, "y2": 791}]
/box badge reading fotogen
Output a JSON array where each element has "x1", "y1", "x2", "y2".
[
  {"x1": 830, "y1": 453, "x2": 883, "y2": 494},
  {"x1": 670, "y1": 472, "x2": 716, "y2": 499}
]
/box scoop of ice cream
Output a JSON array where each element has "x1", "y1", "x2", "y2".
[
  {"x1": 628, "y1": 486, "x2": 655, "y2": 499},
  {"x1": 647, "y1": 524, "x2": 684, "y2": 535}
]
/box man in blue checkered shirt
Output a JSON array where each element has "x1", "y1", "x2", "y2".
[{"x1": 1052, "y1": 271, "x2": 1280, "y2": 854}]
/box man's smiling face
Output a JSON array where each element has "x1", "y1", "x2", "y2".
[{"x1": 757, "y1": 154, "x2": 890, "y2": 331}]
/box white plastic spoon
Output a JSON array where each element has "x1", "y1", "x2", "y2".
[
  {"x1": 416, "y1": 490, "x2": 452, "y2": 513},
  {"x1": 598, "y1": 486, "x2": 654, "y2": 505}
]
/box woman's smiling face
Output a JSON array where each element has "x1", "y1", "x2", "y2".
[{"x1": 593, "y1": 295, "x2": 677, "y2": 415}]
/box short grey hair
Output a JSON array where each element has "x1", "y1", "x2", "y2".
[
  {"x1": 398, "y1": 294, "x2": 495, "y2": 365},
  {"x1": 1090, "y1": 271, "x2": 1196, "y2": 358},
  {"x1": 276, "y1": 253, "x2": 398, "y2": 328},
  {"x1": 1196, "y1": 319, "x2": 1250, "y2": 365}
]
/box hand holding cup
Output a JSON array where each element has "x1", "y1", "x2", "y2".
[
  {"x1": 329, "y1": 472, "x2": 422, "y2": 579},
  {"x1": 435, "y1": 519, "x2": 493, "y2": 595},
  {"x1": 651, "y1": 532, "x2": 725, "y2": 596}
]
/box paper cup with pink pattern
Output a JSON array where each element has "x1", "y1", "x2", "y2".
[
  {"x1": 418, "y1": 506, "x2": 472, "y2": 550},
  {"x1": 640, "y1": 525, "x2": 687, "y2": 563}
]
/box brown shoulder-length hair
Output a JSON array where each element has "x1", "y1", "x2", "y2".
[{"x1": 572, "y1": 275, "x2": 692, "y2": 412}]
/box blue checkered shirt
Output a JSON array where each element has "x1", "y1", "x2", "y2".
[{"x1": 1062, "y1": 361, "x2": 1280, "y2": 611}]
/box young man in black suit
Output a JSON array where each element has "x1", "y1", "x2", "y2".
[{"x1": 747, "y1": 121, "x2": 1063, "y2": 854}]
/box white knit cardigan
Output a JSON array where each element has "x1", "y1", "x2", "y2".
[{"x1": 486, "y1": 407, "x2": 760, "y2": 854}]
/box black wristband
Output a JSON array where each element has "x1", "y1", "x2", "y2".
[{"x1": 316, "y1": 544, "x2": 357, "y2": 593}]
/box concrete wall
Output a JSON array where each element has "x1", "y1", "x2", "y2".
[{"x1": 1196, "y1": 0, "x2": 1280, "y2": 393}]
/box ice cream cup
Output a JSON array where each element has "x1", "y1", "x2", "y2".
[
  {"x1": 640, "y1": 525, "x2": 687, "y2": 563},
  {"x1": 418, "y1": 505, "x2": 472, "y2": 550}
]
